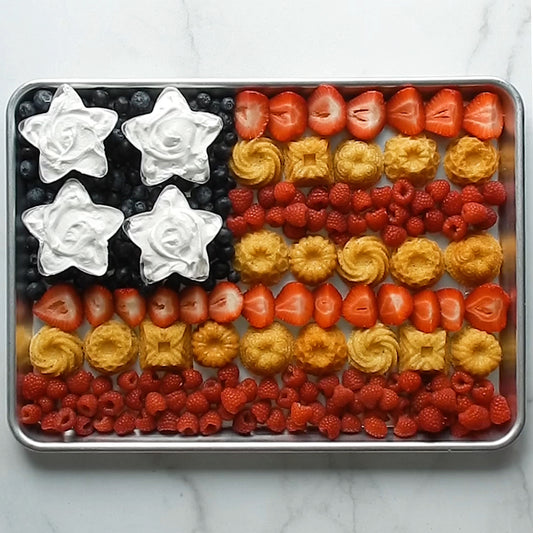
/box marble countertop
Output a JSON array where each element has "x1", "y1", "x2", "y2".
[{"x1": 0, "y1": 1, "x2": 531, "y2": 531}]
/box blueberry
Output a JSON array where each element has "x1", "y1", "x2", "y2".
[
  {"x1": 121, "y1": 199, "x2": 135, "y2": 218},
  {"x1": 19, "y1": 160, "x2": 37, "y2": 180},
  {"x1": 32, "y1": 89, "x2": 53, "y2": 112},
  {"x1": 92, "y1": 192, "x2": 105, "y2": 204},
  {"x1": 196, "y1": 92, "x2": 212, "y2": 109},
  {"x1": 29, "y1": 253, "x2": 38, "y2": 266},
  {"x1": 212, "y1": 187, "x2": 227, "y2": 199},
  {"x1": 189, "y1": 100, "x2": 200, "y2": 112},
  {"x1": 76, "y1": 273, "x2": 98, "y2": 290},
  {"x1": 114, "y1": 240, "x2": 136, "y2": 260},
  {"x1": 209, "y1": 99, "x2": 221, "y2": 114},
  {"x1": 132, "y1": 185, "x2": 148, "y2": 200},
  {"x1": 211, "y1": 166, "x2": 229, "y2": 186},
  {"x1": 113, "y1": 96, "x2": 130, "y2": 116},
  {"x1": 130, "y1": 271, "x2": 142, "y2": 289},
  {"x1": 220, "y1": 97, "x2": 235, "y2": 112},
  {"x1": 127, "y1": 168, "x2": 142, "y2": 185},
  {"x1": 165, "y1": 274, "x2": 182, "y2": 292},
  {"x1": 227, "y1": 269, "x2": 241, "y2": 283},
  {"x1": 224, "y1": 131, "x2": 238, "y2": 146},
  {"x1": 201, "y1": 275, "x2": 216, "y2": 292},
  {"x1": 214, "y1": 196, "x2": 232, "y2": 217},
  {"x1": 110, "y1": 169, "x2": 126, "y2": 192},
  {"x1": 188, "y1": 198, "x2": 199, "y2": 210},
  {"x1": 217, "y1": 244, "x2": 235, "y2": 261},
  {"x1": 226, "y1": 176, "x2": 237, "y2": 190},
  {"x1": 130, "y1": 91, "x2": 152, "y2": 113},
  {"x1": 92, "y1": 89, "x2": 110, "y2": 107},
  {"x1": 211, "y1": 260, "x2": 230, "y2": 279},
  {"x1": 109, "y1": 127, "x2": 126, "y2": 146},
  {"x1": 134, "y1": 200, "x2": 147, "y2": 213},
  {"x1": 26, "y1": 187, "x2": 46, "y2": 207},
  {"x1": 20, "y1": 146, "x2": 37, "y2": 160},
  {"x1": 26, "y1": 280, "x2": 47, "y2": 301},
  {"x1": 219, "y1": 112, "x2": 234, "y2": 131},
  {"x1": 213, "y1": 143, "x2": 232, "y2": 161},
  {"x1": 206, "y1": 241, "x2": 217, "y2": 258},
  {"x1": 115, "y1": 266, "x2": 131, "y2": 285},
  {"x1": 191, "y1": 185, "x2": 212, "y2": 206},
  {"x1": 24, "y1": 267, "x2": 40, "y2": 283},
  {"x1": 215, "y1": 227, "x2": 233, "y2": 245},
  {"x1": 202, "y1": 202, "x2": 214, "y2": 212},
  {"x1": 149, "y1": 187, "x2": 163, "y2": 203},
  {"x1": 108, "y1": 192, "x2": 121, "y2": 207},
  {"x1": 25, "y1": 235, "x2": 39, "y2": 252},
  {"x1": 18, "y1": 101, "x2": 37, "y2": 119},
  {"x1": 45, "y1": 191, "x2": 54, "y2": 203}
]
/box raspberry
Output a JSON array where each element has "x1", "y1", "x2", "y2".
[
  {"x1": 363, "y1": 416, "x2": 388, "y2": 438},
  {"x1": 474, "y1": 206, "x2": 498, "y2": 230},
  {"x1": 46, "y1": 378, "x2": 68, "y2": 400},
  {"x1": 365, "y1": 207, "x2": 389, "y2": 231},
  {"x1": 20, "y1": 404, "x2": 42, "y2": 425},
  {"x1": 292, "y1": 190, "x2": 306, "y2": 204},
  {"x1": 441, "y1": 191, "x2": 463, "y2": 216},
  {"x1": 309, "y1": 401, "x2": 327, "y2": 425},
  {"x1": 423, "y1": 209, "x2": 445, "y2": 233},
  {"x1": 352, "y1": 189, "x2": 372, "y2": 212},
  {"x1": 391, "y1": 179, "x2": 415, "y2": 206},
  {"x1": 318, "y1": 414, "x2": 341, "y2": 440},
  {"x1": 325, "y1": 397, "x2": 343, "y2": 416},
  {"x1": 243, "y1": 204, "x2": 265, "y2": 230},
  {"x1": 331, "y1": 384, "x2": 355, "y2": 408},
  {"x1": 185, "y1": 390, "x2": 210, "y2": 415},
  {"x1": 66, "y1": 370, "x2": 93, "y2": 395},
  {"x1": 461, "y1": 185, "x2": 484, "y2": 204},
  {"x1": 177, "y1": 412, "x2": 199, "y2": 435},
  {"x1": 346, "y1": 213, "x2": 367, "y2": 235},
  {"x1": 481, "y1": 181, "x2": 507, "y2": 205},
  {"x1": 217, "y1": 364, "x2": 240, "y2": 388},
  {"x1": 76, "y1": 393, "x2": 98, "y2": 417},
  {"x1": 157, "y1": 410, "x2": 179, "y2": 434},
  {"x1": 98, "y1": 391, "x2": 124, "y2": 416},
  {"x1": 281, "y1": 365, "x2": 307, "y2": 388},
  {"x1": 250, "y1": 399, "x2": 272, "y2": 423},
  {"x1": 290, "y1": 402, "x2": 313, "y2": 426},
  {"x1": 299, "y1": 381, "x2": 319, "y2": 404},
  {"x1": 265, "y1": 206, "x2": 285, "y2": 227},
  {"x1": 136, "y1": 412, "x2": 157, "y2": 433},
  {"x1": 417, "y1": 406, "x2": 444, "y2": 433},
  {"x1": 442, "y1": 215, "x2": 467, "y2": 241},
  {"x1": 74, "y1": 415, "x2": 94, "y2": 436},
  {"x1": 233, "y1": 409, "x2": 257, "y2": 435},
  {"x1": 145, "y1": 391, "x2": 168, "y2": 416},
  {"x1": 284, "y1": 202, "x2": 308, "y2": 228},
  {"x1": 411, "y1": 190, "x2": 435, "y2": 215},
  {"x1": 341, "y1": 413, "x2": 362, "y2": 433},
  {"x1": 125, "y1": 388, "x2": 144, "y2": 411},
  {"x1": 306, "y1": 208, "x2": 327, "y2": 232},
  {"x1": 368, "y1": 375, "x2": 387, "y2": 387},
  {"x1": 41, "y1": 412, "x2": 59, "y2": 432},
  {"x1": 265, "y1": 408, "x2": 287, "y2": 433},
  {"x1": 329, "y1": 232, "x2": 351, "y2": 247},
  {"x1": 431, "y1": 387, "x2": 457, "y2": 413},
  {"x1": 60, "y1": 393, "x2": 79, "y2": 411},
  {"x1": 56, "y1": 407, "x2": 76, "y2": 432},
  {"x1": 199, "y1": 410, "x2": 223, "y2": 435},
  {"x1": 458, "y1": 404, "x2": 491, "y2": 431},
  {"x1": 276, "y1": 387, "x2": 299, "y2": 409},
  {"x1": 456, "y1": 394, "x2": 473, "y2": 413},
  {"x1": 113, "y1": 412, "x2": 135, "y2": 436},
  {"x1": 471, "y1": 379, "x2": 495, "y2": 405},
  {"x1": 138, "y1": 369, "x2": 160, "y2": 393},
  {"x1": 425, "y1": 179, "x2": 450, "y2": 203},
  {"x1": 91, "y1": 376, "x2": 112, "y2": 396},
  {"x1": 283, "y1": 223, "x2": 307, "y2": 241},
  {"x1": 257, "y1": 377, "x2": 280, "y2": 400},
  {"x1": 461, "y1": 202, "x2": 488, "y2": 224},
  {"x1": 387, "y1": 372, "x2": 401, "y2": 393},
  {"x1": 182, "y1": 368, "x2": 203, "y2": 390},
  {"x1": 22, "y1": 373, "x2": 48, "y2": 401},
  {"x1": 93, "y1": 415, "x2": 115, "y2": 433},
  {"x1": 226, "y1": 215, "x2": 248, "y2": 238},
  {"x1": 317, "y1": 375, "x2": 340, "y2": 398},
  {"x1": 371, "y1": 186, "x2": 393, "y2": 208},
  {"x1": 201, "y1": 378, "x2": 222, "y2": 404},
  {"x1": 405, "y1": 216, "x2": 425, "y2": 236},
  {"x1": 217, "y1": 404, "x2": 234, "y2": 421},
  {"x1": 489, "y1": 395, "x2": 512, "y2": 425},
  {"x1": 381, "y1": 224, "x2": 407, "y2": 247},
  {"x1": 393, "y1": 415, "x2": 418, "y2": 438},
  {"x1": 359, "y1": 383, "x2": 384, "y2": 409},
  {"x1": 159, "y1": 372, "x2": 183, "y2": 394},
  {"x1": 326, "y1": 210, "x2": 348, "y2": 233},
  {"x1": 411, "y1": 390, "x2": 432, "y2": 412},
  {"x1": 273, "y1": 182, "x2": 297, "y2": 205},
  {"x1": 36, "y1": 397, "x2": 55, "y2": 415},
  {"x1": 378, "y1": 388, "x2": 400, "y2": 411},
  {"x1": 450, "y1": 371, "x2": 474, "y2": 394},
  {"x1": 237, "y1": 378, "x2": 258, "y2": 402},
  {"x1": 257, "y1": 185, "x2": 276, "y2": 209},
  {"x1": 166, "y1": 390, "x2": 187, "y2": 414},
  {"x1": 387, "y1": 203, "x2": 410, "y2": 226},
  {"x1": 428, "y1": 373, "x2": 451, "y2": 392},
  {"x1": 306, "y1": 186, "x2": 330, "y2": 209},
  {"x1": 228, "y1": 188, "x2": 254, "y2": 214},
  {"x1": 450, "y1": 421, "x2": 470, "y2": 438},
  {"x1": 329, "y1": 183, "x2": 352, "y2": 211},
  {"x1": 221, "y1": 387, "x2": 247, "y2": 414}
]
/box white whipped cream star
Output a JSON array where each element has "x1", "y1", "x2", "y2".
[
  {"x1": 122, "y1": 87, "x2": 223, "y2": 187},
  {"x1": 123, "y1": 185, "x2": 223, "y2": 283},
  {"x1": 18, "y1": 84, "x2": 118, "y2": 183},
  {"x1": 22, "y1": 179, "x2": 124, "y2": 276}
]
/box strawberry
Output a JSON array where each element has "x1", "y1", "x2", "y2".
[
  {"x1": 458, "y1": 404, "x2": 491, "y2": 431},
  {"x1": 490, "y1": 395, "x2": 512, "y2": 425},
  {"x1": 273, "y1": 182, "x2": 297, "y2": 205},
  {"x1": 441, "y1": 191, "x2": 463, "y2": 216},
  {"x1": 306, "y1": 186, "x2": 330, "y2": 209},
  {"x1": 307, "y1": 208, "x2": 327, "y2": 232},
  {"x1": 268, "y1": 91, "x2": 307, "y2": 142},
  {"x1": 346, "y1": 90, "x2": 386, "y2": 140},
  {"x1": 464, "y1": 283, "x2": 511, "y2": 333},
  {"x1": 463, "y1": 92, "x2": 504, "y2": 140},
  {"x1": 83, "y1": 285, "x2": 114, "y2": 327},
  {"x1": 381, "y1": 225, "x2": 407, "y2": 248},
  {"x1": 410, "y1": 190, "x2": 435, "y2": 215},
  {"x1": 366, "y1": 208, "x2": 389, "y2": 232},
  {"x1": 386, "y1": 86, "x2": 425, "y2": 135},
  {"x1": 313, "y1": 283, "x2": 342, "y2": 329},
  {"x1": 342, "y1": 284, "x2": 378, "y2": 328},
  {"x1": 424, "y1": 88, "x2": 463, "y2": 137},
  {"x1": 460, "y1": 185, "x2": 484, "y2": 204},
  {"x1": 257, "y1": 185, "x2": 276, "y2": 209},
  {"x1": 234, "y1": 90, "x2": 269, "y2": 139},
  {"x1": 307, "y1": 84, "x2": 346, "y2": 136},
  {"x1": 284, "y1": 202, "x2": 308, "y2": 228},
  {"x1": 423, "y1": 209, "x2": 445, "y2": 233},
  {"x1": 425, "y1": 179, "x2": 450, "y2": 203},
  {"x1": 371, "y1": 186, "x2": 393, "y2": 208},
  {"x1": 329, "y1": 183, "x2": 352, "y2": 211},
  {"x1": 461, "y1": 202, "x2": 488, "y2": 225},
  {"x1": 275, "y1": 282, "x2": 313, "y2": 326},
  {"x1": 442, "y1": 215, "x2": 467, "y2": 241},
  {"x1": 352, "y1": 189, "x2": 372, "y2": 212},
  {"x1": 377, "y1": 284, "x2": 413, "y2": 326},
  {"x1": 113, "y1": 288, "x2": 146, "y2": 328},
  {"x1": 405, "y1": 216, "x2": 425, "y2": 237},
  {"x1": 147, "y1": 286, "x2": 179, "y2": 328},
  {"x1": 265, "y1": 206, "x2": 285, "y2": 227},
  {"x1": 435, "y1": 288, "x2": 465, "y2": 332},
  {"x1": 480, "y1": 181, "x2": 507, "y2": 205},
  {"x1": 208, "y1": 282, "x2": 243, "y2": 323},
  {"x1": 179, "y1": 286, "x2": 208, "y2": 324},
  {"x1": 346, "y1": 213, "x2": 367, "y2": 236},
  {"x1": 242, "y1": 284, "x2": 275, "y2": 329},
  {"x1": 391, "y1": 179, "x2": 415, "y2": 206},
  {"x1": 243, "y1": 204, "x2": 265, "y2": 230},
  {"x1": 411, "y1": 289, "x2": 440, "y2": 333},
  {"x1": 228, "y1": 188, "x2": 254, "y2": 214},
  {"x1": 33, "y1": 284, "x2": 83, "y2": 331},
  {"x1": 226, "y1": 215, "x2": 248, "y2": 238}
]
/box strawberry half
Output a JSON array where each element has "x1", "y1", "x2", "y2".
[
  {"x1": 464, "y1": 283, "x2": 510, "y2": 333},
  {"x1": 242, "y1": 284, "x2": 275, "y2": 329},
  {"x1": 307, "y1": 84, "x2": 346, "y2": 136},
  {"x1": 346, "y1": 90, "x2": 386, "y2": 140},
  {"x1": 425, "y1": 88, "x2": 464, "y2": 137},
  {"x1": 208, "y1": 282, "x2": 243, "y2": 323},
  {"x1": 268, "y1": 91, "x2": 307, "y2": 142},
  {"x1": 83, "y1": 285, "x2": 114, "y2": 327},
  {"x1": 377, "y1": 284, "x2": 413, "y2": 326},
  {"x1": 435, "y1": 288, "x2": 465, "y2": 332},
  {"x1": 313, "y1": 283, "x2": 342, "y2": 329},
  {"x1": 114, "y1": 288, "x2": 146, "y2": 328},
  {"x1": 234, "y1": 90, "x2": 269, "y2": 139},
  {"x1": 342, "y1": 284, "x2": 378, "y2": 328},
  {"x1": 148, "y1": 287, "x2": 179, "y2": 328},
  {"x1": 179, "y1": 286, "x2": 208, "y2": 324},
  {"x1": 463, "y1": 92, "x2": 504, "y2": 140},
  {"x1": 386, "y1": 86, "x2": 425, "y2": 135},
  {"x1": 33, "y1": 284, "x2": 83, "y2": 332},
  {"x1": 411, "y1": 289, "x2": 440, "y2": 333},
  {"x1": 274, "y1": 282, "x2": 313, "y2": 326}
]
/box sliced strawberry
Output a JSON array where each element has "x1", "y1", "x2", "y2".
[
  {"x1": 114, "y1": 288, "x2": 146, "y2": 328},
  {"x1": 307, "y1": 84, "x2": 346, "y2": 136},
  {"x1": 425, "y1": 88, "x2": 464, "y2": 137},
  {"x1": 346, "y1": 90, "x2": 386, "y2": 140},
  {"x1": 83, "y1": 285, "x2": 114, "y2": 327},
  {"x1": 386, "y1": 86, "x2": 425, "y2": 135},
  {"x1": 179, "y1": 286, "x2": 208, "y2": 324},
  {"x1": 313, "y1": 283, "x2": 342, "y2": 329},
  {"x1": 234, "y1": 90, "x2": 269, "y2": 139},
  {"x1": 342, "y1": 284, "x2": 378, "y2": 328},
  {"x1": 268, "y1": 91, "x2": 307, "y2": 142},
  {"x1": 208, "y1": 282, "x2": 243, "y2": 323},
  {"x1": 33, "y1": 284, "x2": 83, "y2": 332},
  {"x1": 463, "y1": 92, "x2": 504, "y2": 140},
  {"x1": 148, "y1": 287, "x2": 179, "y2": 328},
  {"x1": 464, "y1": 283, "x2": 510, "y2": 333},
  {"x1": 377, "y1": 284, "x2": 413, "y2": 326},
  {"x1": 435, "y1": 288, "x2": 465, "y2": 332},
  {"x1": 411, "y1": 290, "x2": 440, "y2": 333},
  {"x1": 242, "y1": 284, "x2": 275, "y2": 329},
  {"x1": 274, "y1": 282, "x2": 313, "y2": 326}
]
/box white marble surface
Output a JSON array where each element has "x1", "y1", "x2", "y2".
[{"x1": 0, "y1": 1, "x2": 531, "y2": 531}]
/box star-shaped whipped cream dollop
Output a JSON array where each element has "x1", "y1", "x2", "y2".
[
  {"x1": 122, "y1": 87, "x2": 223, "y2": 187},
  {"x1": 22, "y1": 179, "x2": 124, "y2": 276},
  {"x1": 18, "y1": 84, "x2": 118, "y2": 183},
  {"x1": 122, "y1": 185, "x2": 223, "y2": 284}
]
